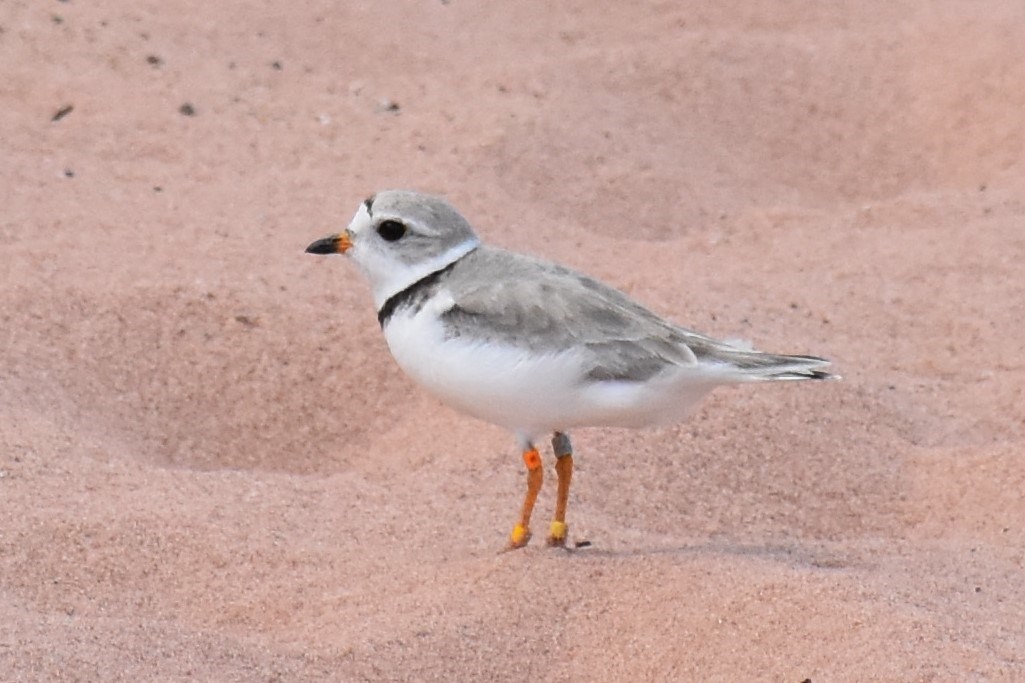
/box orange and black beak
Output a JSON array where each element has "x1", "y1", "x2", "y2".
[{"x1": 305, "y1": 232, "x2": 352, "y2": 255}]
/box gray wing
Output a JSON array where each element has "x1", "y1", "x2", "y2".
[{"x1": 438, "y1": 247, "x2": 734, "y2": 382}]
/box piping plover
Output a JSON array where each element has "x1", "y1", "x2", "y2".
[{"x1": 307, "y1": 190, "x2": 836, "y2": 549}]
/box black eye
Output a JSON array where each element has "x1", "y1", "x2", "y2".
[{"x1": 376, "y1": 220, "x2": 406, "y2": 242}]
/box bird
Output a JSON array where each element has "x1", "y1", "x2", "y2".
[{"x1": 306, "y1": 190, "x2": 836, "y2": 550}]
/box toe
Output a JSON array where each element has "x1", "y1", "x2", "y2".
[
  {"x1": 506, "y1": 523, "x2": 531, "y2": 550},
  {"x1": 546, "y1": 520, "x2": 568, "y2": 547}
]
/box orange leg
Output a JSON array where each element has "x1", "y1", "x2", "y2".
[
  {"x1": 508, "y1": 446, "x2": 543, "y2": 549},
  {"x1": 547, "y1": 432, "x2": 573, "y2": 547}
]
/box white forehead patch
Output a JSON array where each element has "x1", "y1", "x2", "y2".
[{"x1": 348, "y1": 201, "x2": 373, "y2": 234}]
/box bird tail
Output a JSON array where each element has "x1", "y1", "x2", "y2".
[{"x1": 715, "y1": 351, "x2": 839, "y2": 382}]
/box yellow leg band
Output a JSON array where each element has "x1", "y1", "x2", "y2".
[
  {"x1": 510, "y1": 524, "x2": 530, "y2": 546},
  {"x1": 549, "y1": 520, "x2": 567, "y2": 540}
]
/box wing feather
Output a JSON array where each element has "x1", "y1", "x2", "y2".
[{"x1": 438, "y1": 247, "x2": 704, "y2": 382}]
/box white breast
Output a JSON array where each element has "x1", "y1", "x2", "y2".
[
  {"x1": 381, "y1": 292, "x2": 578, "y2": 436},
  {"x1": 381, "y1": 291, "x2": 718, "y2": 441}
]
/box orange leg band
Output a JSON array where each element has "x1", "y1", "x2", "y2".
[{"x1": 509, "y1": 447, "x2": 543, "y2": 549}]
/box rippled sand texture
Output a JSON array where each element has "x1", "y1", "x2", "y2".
[{"x1": 2, "y1": 1, "x2": 1024, "y2": 680}]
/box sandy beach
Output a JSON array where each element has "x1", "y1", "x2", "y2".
[{"x1": 2, "y1": 1, "x2": 1024, "y2": 680}]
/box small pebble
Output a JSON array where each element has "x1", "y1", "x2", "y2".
[{"x1": 52, "y1": 104, "x2": 74, "y2": 122}]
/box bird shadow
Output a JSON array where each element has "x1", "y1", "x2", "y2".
[{"x1": 554, "y1": 537, "x2": 861, "y2": 571}]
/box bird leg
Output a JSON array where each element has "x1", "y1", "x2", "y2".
[
  {"x1": 548, "y1": 431, "x2": 573, "y2": 547},
  {"x1": 508, "y1": 446, "x2": 543, "y2": 549}
]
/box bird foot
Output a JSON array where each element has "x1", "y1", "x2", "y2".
[
  {"x1": 546, "y1": 521, "x2": 568, "y2": 547},
  {"x1": 506, "y1": 523, "x2": 531, "y2": 550}
]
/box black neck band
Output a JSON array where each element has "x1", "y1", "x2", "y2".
[{"x1": 377, "y1": 259, "x2": 460, "y2": 328}]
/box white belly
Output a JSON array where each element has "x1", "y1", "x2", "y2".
[{"x1": 382, "y1": 298, "x2": 717, "y2": 441}]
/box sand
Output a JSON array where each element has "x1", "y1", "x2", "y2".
[{"x1": 3, "y1": 0, "x2": 1025, "y2": 680}]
